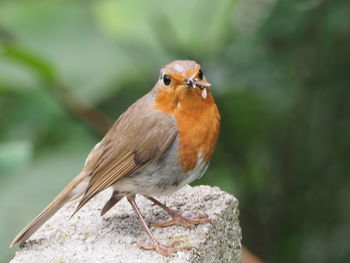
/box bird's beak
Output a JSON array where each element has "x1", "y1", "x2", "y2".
[
  {"x1": 185, "y1": 78, "x2": 211, "y2": 89},
  {"x1": 186, "y1": 78, "x2": 196, "y2": 88}
]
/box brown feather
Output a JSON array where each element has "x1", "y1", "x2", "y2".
[
  {"x1": 11, "y1": 93, "x2": 177, "y2": 246},
  {"x1": 100, "y1": 191, "x2": 122, "y2": 216},
  {"x1": 73, "y1": 93, "x2": 178, "y2": 215}
]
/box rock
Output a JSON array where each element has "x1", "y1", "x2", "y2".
[{"x1": 10, "y1": 185, "x2": 241, "y2": 263}]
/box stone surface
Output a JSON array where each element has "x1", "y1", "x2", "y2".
[{"x1": 10, "y1": 185, "x2": 241, "y2": 263}]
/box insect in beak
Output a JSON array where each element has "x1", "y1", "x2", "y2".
[
  {"x1": 185, "y1": 78, "x2": 211, "y2": 88},
  {"x1": 185, "y1": 77, "x2": 212, "y2": 99},
  {"x1": 195, "y1": 81, "x2": 211, "y2": 89}
]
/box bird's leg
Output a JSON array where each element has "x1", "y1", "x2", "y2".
[
  {"x1": 146, "y1": 196, "x2": 213, "y2": 229},
  {"x1": 127, "y1": 195, "x2": 192, "y2": 256}
]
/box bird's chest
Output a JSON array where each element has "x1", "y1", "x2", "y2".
[
  {"x1": 154, "y1": 88, "x2": 220, "y2": 173},
  {"x1": 174, "y1": 107, "x2": 220, "y2": 172}
]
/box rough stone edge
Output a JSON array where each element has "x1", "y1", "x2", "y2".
[
  {"x1": 191, "y1": 190, "x2": 241, "y2": 262},
  {"x1": 10, "y1": 185, "x2": 242, "y2": 263}
]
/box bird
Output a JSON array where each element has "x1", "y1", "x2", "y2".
[{"x1": 10, "y1": 60, "x2": 221, "y2": 256}]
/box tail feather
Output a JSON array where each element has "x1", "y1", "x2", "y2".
[
  {"x1": 10, "y1": 172, "x2": 89, "y2": 247},
  {"x1": 100, "y1": 191, "x2": 122, "y2": 216}
]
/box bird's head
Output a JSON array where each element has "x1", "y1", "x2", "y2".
[{"x1": 154, "y1": 60, "x2": 214, "y2": 113}]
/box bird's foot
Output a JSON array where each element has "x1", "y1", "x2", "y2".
[
  {"x1": 151, "y1": 213, "x2": 213, "y2": 229},
  {"x1": 137, "y1": 240, "x2": 192, "y2": 256}
]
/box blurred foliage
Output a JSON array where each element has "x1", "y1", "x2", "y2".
[{"x1": 0, "y1": 0, "x2": 349, "y2": 262}]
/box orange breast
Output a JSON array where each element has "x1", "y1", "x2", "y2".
[{"x1": 154, "y1": 87, "x2": 221, "y2": 171}]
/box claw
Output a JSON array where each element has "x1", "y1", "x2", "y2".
[
  {"x1": 137, "y1": 241, "x2": 193, "y2": 256},
  {"x1": 146, "y1": 197, "x2": 214, "y2": 229},
  {"x1": 151, "y1": 213, "x2": 213, "y2": 229},
  {"x1": 193, "y1": 214, "x2": 209, "y2": 219}
]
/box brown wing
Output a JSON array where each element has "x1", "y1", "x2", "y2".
[{"x1": 73, "y1": 94, "x2": 178, "y2": 214}]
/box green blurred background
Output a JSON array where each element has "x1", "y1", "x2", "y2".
[{"x1": 1, "y1": 0, "x2": 349, "y2": 262}]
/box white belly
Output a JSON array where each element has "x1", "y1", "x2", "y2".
[{"x1": 113, "y1": 150, "x2": 209, "y2": 196}]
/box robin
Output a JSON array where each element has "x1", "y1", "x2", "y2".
[{"x1": 10, "y1": 60, "x2": 221, "y2": 256}]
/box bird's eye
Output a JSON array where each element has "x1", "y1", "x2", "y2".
[
  {"x1": 163, "y1": 74, "x2": 171, "y2": 86},
  {"x1": 198, "y1": 69, "x2": 203, "y2": 80}
]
